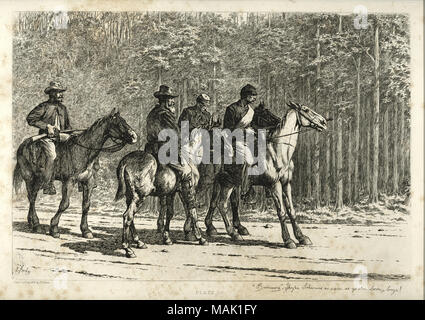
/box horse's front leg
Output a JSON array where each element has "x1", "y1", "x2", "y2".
[
  {"x1": 49, "y1": 179, "x2": 73, "y2": 238},
  {"x1": 179, "y1": 193, "x2": 196, "y2": 241},
  {"x1": 282, "y1": 182, "x2": 312, "y2": 246},
  {"x1": 179, "y1": 190, "x2": 208, "y2": 246},
  {"x1": 156, "y1": 196, "x2": 165, "y2": 234},
  {"x1": 230, "y1": 187, "x2": 249, "y2": 236},
  {"x1": 160, "y1": 196, "x2": 173, "y2": 245},
  {"x1": 205, "y1": 178, "x2": 220, "y2": 236},
  {"x1": 270, "y1": 181, "x2": 296, "y2": 249},
  {"x1": 80, "y1": 179, "x2": 94, "y2": 238}
]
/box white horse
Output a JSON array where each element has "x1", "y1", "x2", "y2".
[{"x1": 205, "y1": 102, "x2": 328, "y2": 248}]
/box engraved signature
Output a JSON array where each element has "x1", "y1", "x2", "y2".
[{"x1": 14, "y1": 262, "x2": 30, "y2": 274}]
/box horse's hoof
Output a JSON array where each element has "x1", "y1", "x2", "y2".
[
  {"x1": 284, "y1": 239, "x2": 297, "y2": 249},
  {"x1": 163, "y1": 237, "x2": 173, "y2": 245},
  {"x1": 49, "y1": 229, "x2": 60, "y2": 238},
  {"x1": 82, "y1": 232, "x2": 94, "y2": 239},
  {"x1": 135, "y1": 241, "x2": 148, "y2": 249},
  {"x1": 199, "y1": 238, "x2": 209, "y2": 246},
  {"x1": 184, "y1": 232, "x2": 197, "y2": 241},
  {"x1": 206, "y1": 226, "x2": 218, "y2": 236},
  {"x1": 298, "y1": 236, "x2": 312, "y2": 246},
  {"x1": 231, "y1": 233, "x2": 243, "y2": 242},
  {"x1": 125, "y1": 249, "x2": 136, "y2": 258},
  {"x1": 32, "y1": 225, "x2": 43, "y2": 234},
  {"x1": 236, "y1": 225, "x2": 250, "y2": 236}
]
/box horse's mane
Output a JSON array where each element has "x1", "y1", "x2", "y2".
[{"x1": 66, "y1": 115, "x2": 109, "y2": 145}]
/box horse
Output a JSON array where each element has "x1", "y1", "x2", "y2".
[
  {"x1": 13, "y1": 107, "x2": 138, "y2": 239},
  {"x1": 115, "y1": 128, "x2": 209, "y2": 258},
  {"x1": 204, "y1": 102, "x2": 328, "y2": 248},
  {"x1": 155, "y1": 128, "x2": 222, "y2": 241}
]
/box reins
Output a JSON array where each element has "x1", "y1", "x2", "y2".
[
  {"x1": 269, "y1": 116, "x2": 334, "y2": 143},
  {"x1": 72, "y1": 136, "x2": 126, "y2": 153}
]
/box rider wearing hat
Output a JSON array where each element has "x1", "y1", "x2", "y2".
[
  {"x1": 145, "y1": 85, "x2": 197, "y2": 210},
  {"x1": 178, "y1": 93, "x2": 213, "y2": 133},
  {"x1": 26, "y1": 81, "x2": 72, "y2": 195},
  {"x1": 221, "y1": 84, "x2": 258, "y2": 203}
]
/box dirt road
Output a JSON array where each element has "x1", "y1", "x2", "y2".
[{"x1": 12, "y1": 194, "x2": 410, "y2": 284}]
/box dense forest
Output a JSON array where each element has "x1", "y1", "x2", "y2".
[{"x1": 12, "y1": 11, "x2": 411, "y2": 214}]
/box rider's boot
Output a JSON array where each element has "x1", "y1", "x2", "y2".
[{"x1": 42, "y1": 163, "x2": 56, "y2": 195}]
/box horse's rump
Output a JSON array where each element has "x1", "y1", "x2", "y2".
[{"x1": 115, "y1": 151, "x2": 158, "y2": 200}]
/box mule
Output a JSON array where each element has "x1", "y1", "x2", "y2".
[
  {"x1": 204, "y1": 102, "x2": 328, "y2": 248},
  {"x1": 13, "y1": 108, "x2": 137, "y2": 239}
]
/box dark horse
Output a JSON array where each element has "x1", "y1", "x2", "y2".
[
  {"x1": 115, "y1": 129, "x2": 210, "y2": 258},
  {"x1": 13, "y1": 108, "x2": 137, "y2": 238},
  {"x1": 204, "y1": 102, "x2": 327, "y2": 248}
]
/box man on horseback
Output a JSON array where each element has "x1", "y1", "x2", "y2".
[
  {"x1": 221, "y1": 84, "x2": 259, "y2": 203},
  {"x1": 145, "y1": 85, "x2": 197, "y2": 211},
  {"x1": 178, "y1": 93, "x2": 212, "y2": 132},
  {"x1": 26, "y1": 81, "x2": 71, "y2": 195}
]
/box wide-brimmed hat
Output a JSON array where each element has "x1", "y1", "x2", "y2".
[
  {"x1": 196, "y1": 93, "x2": 210, "y2": 103},
  {"x1": 240, "y1": 84, "x2": 257, "y2": 98},
  {"x1": 44, "y1": 81, "x2": 67, "y2": 94},
  {"x1": 154, "y1": 85, "x2": 179, "y2": 99}
]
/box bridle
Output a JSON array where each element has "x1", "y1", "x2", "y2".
[
  {"x1": 269, "y1": 108, "x2": 312, "y2": 146},
  {"x1": 72, "y1": 117, "x2": 130, "y2": 153}
]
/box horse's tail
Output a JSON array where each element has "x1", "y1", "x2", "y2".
[
  {"x1": 13, "y1": 142, "x2": 29, "y2": 195},
  {"x1": 115, "y1": 158, "x2": 127, "y2": 201},
  {"x1": 13, "y1": 162, "x2": 23, "y2": 195}
]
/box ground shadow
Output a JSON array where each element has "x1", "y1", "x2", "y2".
[
  {"x1": 13, "y1": 221, "x2": 72, "y2": 236},
  {"x1": 14, "y1": 220, "x2": 297, "y2": 258}
]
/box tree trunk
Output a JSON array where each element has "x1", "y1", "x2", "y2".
[
  {"x1": 182, "y1": 79, "x2": 188, "y2": 109},
  {"x1": 383, "y1": 105, "x2": 389, "y2": 194},
  {"x1": 213, "y1": 63, "x2": 217, "y2": 113},
  {"x1": 370, "y1": 24, "x2": 380, "y2": 203},
  {"x1": 393, "y1": 101, "x2": 399, "y2": 194},
  {"x1": 312, "y1": 25, "x2": 321, "y2": 208},
  {"x1": 324, "y1": 111, "x2": 331, "y2": 206},
  {"x1": 267, "y1": 73, "x2": 271, "y2": 107},
  {"x1": 331, "y1": 100, "x2": 337, "y2": 200},
  {"x1": 399, "y1": 101, "x2": 405, "y2": 190},
  {"x1": 366, "y1": 96, "x2": 371, "y2": 196},
  {"x1": 346, "y1": 121, "x2": 352, "y2": 204},
  {"x1": 297, "y1": 136, "x2": 304, "y2": 198},
  {"x1": 306, "y1": 76, "x2": 312, "y2": 199},
  {"x1": 157, "y1": 67, "x2": 162, "y2": 88},
  {"x1": 354, "y1": 56, "x2": 361, "y2": 202},
  {"x1": 335, "y1": 110, "x2": 343, "y2": 209}
]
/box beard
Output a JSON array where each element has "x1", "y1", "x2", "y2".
[{"x1": 168, "y1": 105, "x2": 176, "y2": 113}]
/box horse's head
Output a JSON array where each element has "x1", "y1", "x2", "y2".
[
  {"x1": 286, "y1": 101, "x2": 327, "y2": 132},
  {"x1": 105, "y1": 108, "x2": 138, "y2": 145}
]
